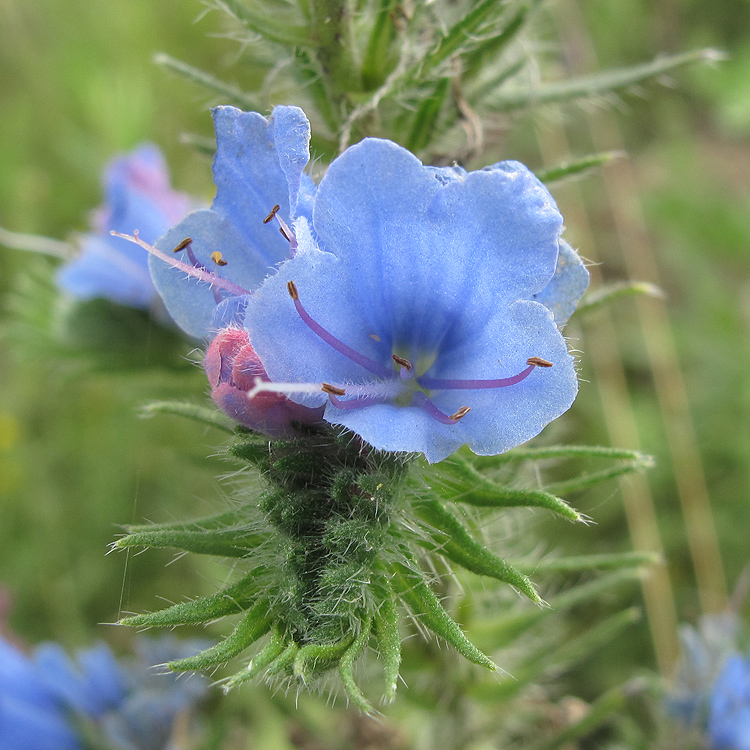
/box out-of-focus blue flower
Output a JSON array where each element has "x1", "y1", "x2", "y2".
[
  {"x1": 57, "y1": 144, "x2": 192, "y2": 309},
  {"x1": 0, "y1": 636, "x2": 208, "y2": 750},
  {"x1": 709, "y1": 651, "x2": 750, "y2": 749},
  {"x1": 669, "y1": 613, "x2": 741, "y2": 727},
  {"x1": 144, "y1": 106, "x2": 586, "y2": 460},
  {"x1": 0, "y1": 637, "x2": 80, "y2": 750}
]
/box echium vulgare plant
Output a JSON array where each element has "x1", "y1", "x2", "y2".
[{"x1": 112, "y1": 104, "x2": 610, "y2": 710}]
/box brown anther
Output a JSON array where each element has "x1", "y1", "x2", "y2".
[
  {"x1": 449, "y1": 406, "x2": 471, "y2": 422},
  {"x1": 263, "y1": 204, "x2": 281, "y2": 224},
  {"x1": 369, "y1": 334, "x2": 381, "y2": 342},
  {"x1": 287, "y1": 280, "x2": 299, "y2": 300},
  {"x1": 278, "y1": 226, "x2": 292, "y2": 241},
  {"x1": 527, "y1": 357, "x2": 553, "y2": 368},
  {"x1": 321, "y1": 383, "x2": 346, "y2": 396},
  {"x1": 392, "y1": 354, "x2": 412, "y2": 371},
  {"x1": 211, "y1": 251, "x2": 228, "y2": 266},
  {"x1": 172, "y1": 237, "x2": 192, "y2": 253}
]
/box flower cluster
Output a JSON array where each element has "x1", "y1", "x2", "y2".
[
  {"x1": 0, "y1": 635, "x2": 208, "y2": 750},
  {"x1": 57, "y1": 144, "x2": 192, "y2": 309},
  {"x1": 135, "y1": 106, "x2": 588, "y2": 462}
]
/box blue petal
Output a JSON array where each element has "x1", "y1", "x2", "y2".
[
  {"x1": 151, "y1": 209, "x2": 276, "y2": 338},
  {"x1": 211, "y1": 105, "x2": 310, "y2": 258},
  {"x1": 311, "y1": 139, "x2": 563, "y2": 353},
  {"x1": 527, "y1": 240, "x2": 589, "y2": 328},
  {"x1": 151, "y1": 106, "x2": 314, "y2": 337}
]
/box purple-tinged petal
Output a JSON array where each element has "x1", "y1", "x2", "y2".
[
  {"x1": 527, "y1": 240, "x2": 589, "y2": 328},
  {"x1": 268, "y1": 105, "x2": 312, "y2": 218}
]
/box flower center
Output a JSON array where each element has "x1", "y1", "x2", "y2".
[{"x1": 284, "y1": 281, "x2": 553, "y2": 425}]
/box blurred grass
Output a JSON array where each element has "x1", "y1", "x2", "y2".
[{"x1": 1, "y1": 0, "x2": 749, "y2": 741}]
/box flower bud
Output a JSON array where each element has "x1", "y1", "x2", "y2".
[{"x1": 205, "y1": 328, "x2": 324, "y2": 437}]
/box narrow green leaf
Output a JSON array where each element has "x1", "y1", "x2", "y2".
[
  {"x1": 222, "y1": 629, "x2": 287, "y2": 689},
  {"x1": 423, "y1": 0, "x2": 510, "y2": 75},
  {"x1": 507, "y1": 550, "x2": 659, "y2": 575},
  {"x1": 293, "y1": 636, "x2": 355, "y2": 681},
  {"x1": 537, "y1": 151, "x2": 624, "y2": 184},
  {"x1": 153, "y1": 54, "x2": 260, "y2": 111},
  {"x1": 475, "y1": 444, "x2": 652, "y2": 465},
  {"x1": 544, "y1": 462, "x2": 649, "y2": 495},
  {"x1": 406, "y1": 78, "x2": 451, "y2": 152},
  {"x1": 373, "y1": 581, "x2": 401, "y2": 703},
  {"x1": 339, "y1": 617, "x2": 374, "y2": 713},
  {"x1": 434, "y1": 456, "x2": 581, "y2": 521},
  {"x1": 139, "y1": 400, "x2": 235, "y2": 434},
  {"x1": 120, "y1": 573, "x2": 259, "y2": 628},
  {"x1": 393, "y1": 563, "x2": 496, "y2": 671},
  {"x1": 178, "y1": 132, "x2": 216, "y2": 157},
  {"x1": 168, "y1": 598, "x2": 272, "y2": 671},
  {"x1": 266, "y1": 640, "x2": 299, "y2": 675},
  {"x1": 468, "y1": 58, "x2": 527, "y2": 102},
  {"x1": 488, "y1": 48, "x2": 726, "y2": 111},
  {"x1": 125, "y1": 508, "x2": 248, "y2": 535},
  {"x1": 217, "y1": 0, "x2": 311, "y2": 47},
  {"x1": 414, "y1": 499, "x2": 542, "y2": 604},
  {"x1": 115, "y1": 527, "x2": 263, "y2": 557},
  {"x1": 471, "y1": 569, "x2": 641, "y2": 649},
  {"x1": 576, "y1": 281, "x2": 665, "y2": 316},
  {"x1": 362, "y1": 0, "x2": 401, "y2": 90}
]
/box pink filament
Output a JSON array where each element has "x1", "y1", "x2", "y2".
[
  {"x1": 111, "y1": 230, "x2": 251, "y2": 297},
  {"x1": 290, "y1": 290, "x2": 392, "y2": 378},
  {"x1": 418, "y1": 364, "x2": 536, "y2": 390},
  {"x1": 410, "y1": 392, "x2": 462, "y2": 425}
]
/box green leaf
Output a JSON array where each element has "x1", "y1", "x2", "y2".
[
  {"x1": 406, "y1": 78, "x2": 451, "y2": 152},
  {"x1": 373, "y1": 580, "x2": 402, "y2": 703},
  {"x1": 507, "y1": 550, "x2": 659, "y2": 574},
  {"x1": 576, "y1": 281, "x2": 665, "y2": 316},
  {"x1": 537, "y1": 151, "x2": 624, "y2": 184},
  {"x1": 177, "y1": 132, "x2": 216, "y2": 157},
  {"x1": 125, "y1": 509, "x2": 249, "y2": 535},
  {"x1": 168, "y1": 597, "x2": 273, "y2": 671},
  {"x1": 339, "y1": 617, "x2": 374, "y2": 713},
  {"x1": 470, "y1": 569, "x2": 641, "y2": 649},
  {"x1": 393, "y1": 562, "x2": 496, "y2": 671},
  {"x1": 544, "y1": 462, "x2": 651, "y2": 496},
  {"x1": 115, "y1": 527, "x2": 264, "y2": 557},
  {"x1": 293, "y1": 636, "x2": 355, "y2": 681},
  {"x1": 414, "y1": 499, "x2": 542, "y2": 604},
  {"x1": 139, "y1": 400, "x2": 235, "y2": 434},
  {"x1": 153, "y1": 54, "x2": 260, "y2": 111},
  {"x1": 222, "y1": 629, "x2": 287, "y2": 689},
  {"x1": 120, "y1": 572, "x2": 259, "y2": 628},
  {"x1": 216, "y1": 0, "x2": 311, "y2": 47},
  {"x1": 362, "y1": 0, "x2": 401, "y2": 90},
  {"x1": 265, "y1": 640, "x2": 299, "y2": 675},
  {"x1": 477, "y1": 444, "x2": 652, "y2": 465},
  {"x1": 488, "y1": 48, "x2": 726, "y2": 111}
]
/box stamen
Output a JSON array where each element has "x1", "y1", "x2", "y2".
[
  {"x1": 369, "y1": 334, "x2": 381, "y2": 342},
  {"x1": 286, "y1": 281, "x2": 393, "y2": 378},
  {"x1": 263, "y1": 205, "x2": 281, "y2": 224},
  {"x1": 527, "y1": 356, "x2": 553, "y2": 367},
  {"x1": 419, "y1": 363, "x2": 540, "y2": 390},
  {"x1": 411, "y1": 392, "x2": 469, "y2": 425},
  {"x1": 211, "y1": 251, "x2": 228, "y2": 266},
  {"x1": 322, "y1": 383, "x2": 346, "y2": 396},
  {"x1": 172, "y1": 237, "x2": 192, "y2": 253},
  {"x1": 110, "y1": 230, "x2": 251, "y2": 297},
  {"x1": 328, "y1": 393, "x2": 384, "y2": 410},
  {"x1": 392, "y1": 354, "x2": 412, "y2": 371}
]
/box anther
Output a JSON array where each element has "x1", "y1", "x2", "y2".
[
  {"x1": 211, "y1": 251, "x2": 228, "y2": 267},
  {"x1": 322, "y1": 383, "x2": 346, "y2": 396},
  {"x1": 527, "y1": 357, "x2": 553, "y2": 368},
  {"x1": 172, "y1": 237, "x2": 192, "y2": 253},
  {"x1": 392, "y1": 354, "x2": 412, "y2": 371},
  {"x1": 263, "y1": 205, "x2": 281, "y2": 224},
  {"x1": 287, "y1": 280, "x2": 299, "y2": 300},
  {"x1": 369, "y1": 334, "x2": 381, "y2": 342},
  {"x1": 449, "y1": 406, "x2": 471, "y2": 422}
]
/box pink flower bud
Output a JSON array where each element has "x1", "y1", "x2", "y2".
[{"x1": 205, "y1": 328, "x2": 324, "y2": 437}]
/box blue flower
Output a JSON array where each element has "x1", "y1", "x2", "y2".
[
  {"x1": 140, "y1": 106, "x2": 586, "y2": 461},
  {"x1": 0, "y1": 636, "x2": 208, "y2": 750},
  {"x1": 709, "y1": 651, "x2": 750, "y2": 749},
  {"x1": 57, "y1": 144, "x2": 192, "y2": 309}
]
